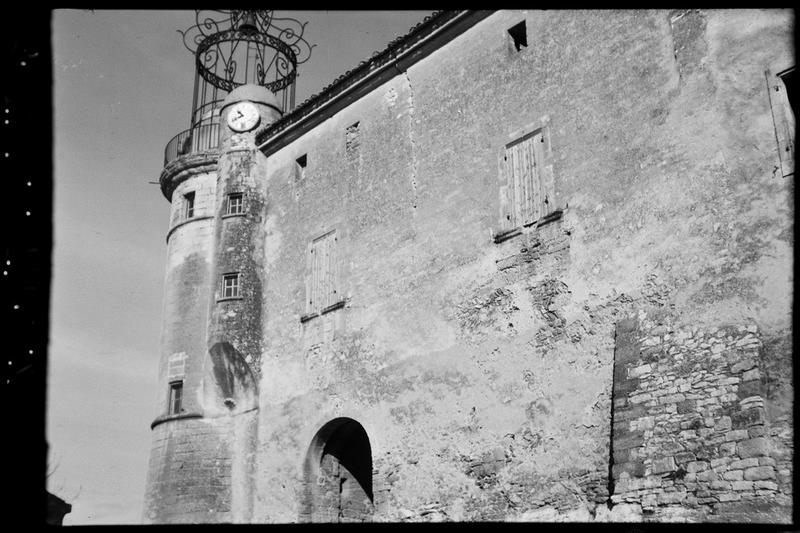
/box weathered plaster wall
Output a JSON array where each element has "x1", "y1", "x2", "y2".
[{"x1": 251, "y1": 9, "x2": 793, "y2": 523}]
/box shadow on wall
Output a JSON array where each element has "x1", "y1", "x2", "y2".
[
  {"x1": 202, "y1": 341, "x2": 258, "y2": 415},
  {"x1": 300, "y1": 417, "x2": 374, "y2": 523}
]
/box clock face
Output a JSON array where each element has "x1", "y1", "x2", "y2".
[{"x1": 227, "y1": 102, "x2": 260, "y2": 132}]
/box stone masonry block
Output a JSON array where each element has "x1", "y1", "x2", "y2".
[
  {"x1": 736, "y1": 380, "x2": 762, "y2": 399},
  {"x1": 722, "y1": 470, "x2": 743, "y2": 481},
  {"x1": 754, "y1": 481, "x2": 778, "y2": 491},
  {"x1": 738, "y1": 437, "x2": 769, "y2": 458},
  {"x1": 741, "y1": 368, "x2": 760, "y2": 382},
  {"x1": 652, "y1": 456, "x2": 676, "y2": 474},
  {"x1": 729, "y1": 458, "x2": 760, "y2": 469},
  {"x1": 686, "y1": 461, "x2": 709, "y2": 473},
  {"x1": 724, "y1": 429, "x2": 749, "y2": 441},
  {"x1": 714, "y1": 416, "x2": 732, "y2": 432},
  {"x1": 731, "y1": 407, "x2": 765, "y2": 428},
  {"x1": 743, "y1": 466, "x2": 775, "y2": 481}
]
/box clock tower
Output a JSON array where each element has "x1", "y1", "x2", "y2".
[{"x1": 143, "y1": 11, "x2": 312, "y2": 524}]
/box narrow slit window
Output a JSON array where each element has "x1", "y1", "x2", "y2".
[
  {"x1": 508, "y1": 21, "x2": 527, "y2": 52},
  {"x1": 184, "y1": 191, "x2": 195, "y2": 219},
  {"x1": 227, "y1": 193, "x2": 244, "y2": 215},
  {"x1": 168, "y1": 381, "x2": 183, "y2": 415},
  {"x1": 222, "y1": 273, "x2": 241, "y2": 299}
]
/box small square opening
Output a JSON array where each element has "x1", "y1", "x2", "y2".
[{"x1": 508, "y1": 20, "x2": 527, "y2": 52}]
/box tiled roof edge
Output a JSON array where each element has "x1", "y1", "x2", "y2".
[{"x1": 256, "y1": 10, "x2": 468, "y2": 145}]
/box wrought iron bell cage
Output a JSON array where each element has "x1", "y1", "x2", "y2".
[
  {"x1": 163, "y1": 10, "x2": 314, "y2": 166},
  {"x1": 179, "y1": 10, "x2": 315, "y2": 127}
]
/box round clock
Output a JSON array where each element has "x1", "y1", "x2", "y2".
[{"x1": 226, "y1": 102, "x2": 260, "y2": 132}]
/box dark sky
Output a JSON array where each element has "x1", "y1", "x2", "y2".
[{"x1": 50, "y1": 10, "x2": 434, "y2": 524}]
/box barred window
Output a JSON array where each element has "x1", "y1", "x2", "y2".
[
  {"x1": 227, "y1": 193, "x2": 244, "y2": 215},
  {"x1": 222, "y1": 273, "x2": 241, "y2": 299},
  {"x1": 168, "y1": 381, "x2": 183, "y2": 415},
  {"x1": 184, "y1": 191, "x2": 195, "y2": 219}
]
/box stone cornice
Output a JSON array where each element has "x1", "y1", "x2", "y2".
[{"x1": 159, "y1": 150, "x2": 220, "y2": 201}]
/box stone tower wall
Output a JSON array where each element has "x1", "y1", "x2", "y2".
[{"x1": 143, "y1": 161, "x2": 226, "y2": 522}]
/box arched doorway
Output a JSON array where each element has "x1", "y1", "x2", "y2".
[{"x1": 301, "y1": 417, "x2": 373, "y2": 522}]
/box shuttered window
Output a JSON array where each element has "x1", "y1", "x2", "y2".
[
  {"x1": 766, "y1": 67, "x2": 795, "y2": 177},
  {"x1": 307, "y1": 231, "x2": 338, "y2": 315},
  {"x1": 504, "y1": 131, "x2": 546, "y2": 228}
]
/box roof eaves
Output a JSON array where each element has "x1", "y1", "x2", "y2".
[{"x1": 255, "y1": 10, "x2": 469, "y2": 146}]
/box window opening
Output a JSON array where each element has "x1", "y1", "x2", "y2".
[
  {"x1": 222, "y1": 272, "x2": 241, "y2": 299},
  {"x1": 168, "y1": 381, "x2": 183, "y2": 415},
  {"x1": 184, "y1": 191, "x2": 195, "y2": 219},
  {"x1": 296, "y1": 153, "x2": 308, "y2": 180},
  {"x1": 508, "y1": 21, "x2": 527, "y2": 52},
  {"x1": 227, "y1": 193, "x2": 244, "y2": 215}
]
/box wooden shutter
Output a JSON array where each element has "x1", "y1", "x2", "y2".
[
  {"x1": 308, "y1": 231, "x2": 338, "y2": 314},
  {"x1": 505, "y1": 132, "x2": 544, "y2": 227},
  {"x1": 766, "y1": 69, "x2": 795, "y2": 177}
]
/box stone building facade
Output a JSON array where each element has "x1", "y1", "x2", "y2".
[{"x1": 143, "y1": 10, "x2": 794, "y2": 523}]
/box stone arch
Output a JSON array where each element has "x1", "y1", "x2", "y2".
[{"x1": 300, "y1": 417, "x2": 374, "y2": 523}]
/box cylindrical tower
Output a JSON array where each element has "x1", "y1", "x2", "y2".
[{"x1": 143, "y1": 11, "x2": 312, "y2": 524}]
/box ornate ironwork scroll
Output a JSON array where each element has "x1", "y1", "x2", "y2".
[{"x1": 178, "y1": 10, "x2": 314, "y2": 95}]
